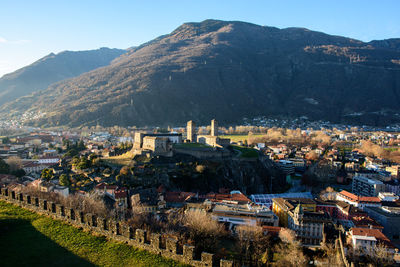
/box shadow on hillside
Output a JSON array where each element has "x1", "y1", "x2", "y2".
[{"x1": 0, "y1": 218, "x2": 95, "y2": 267}]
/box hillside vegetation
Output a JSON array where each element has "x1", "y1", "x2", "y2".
[
  {"x1": 2, "y1": 20, "x2": 400, "y2": 127},
  {"x1": 0, "y1": 47, "x2": 125, "y2": 106}
]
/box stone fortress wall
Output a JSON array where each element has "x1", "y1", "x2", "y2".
[{"x1": 0, "y1": 187, "x2": 233, "y2": 267}]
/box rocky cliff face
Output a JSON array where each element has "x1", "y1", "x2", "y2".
[{"x1": 2, "y1": 20, "x2": 400, "y2": 126}]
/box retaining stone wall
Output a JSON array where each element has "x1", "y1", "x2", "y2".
[{"x1": 0, "y1": 187, "x2": 233, "y2": 267}]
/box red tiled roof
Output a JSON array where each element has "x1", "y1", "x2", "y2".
[
  {"x1": 114, "y1": 190, "x2": 127, "y2": 199},
  {"x1": 165, "y1": 191, "x2": 196, "y2": 203},
  {"x1": 351, "y1": 227, "x2": 394, "y2": 248},
  {"x1": 339, "y1": 190, "x2": 381, "y2": 203},
  {"x1": 262, "y1": 226, "x2": 281, "y2": 235},
  {"x1": 205, "y1": 192, "x2": 250, "y2": 203},
  {"x1": 351, "y1": 216, "x2": 383, "y2": 229}
]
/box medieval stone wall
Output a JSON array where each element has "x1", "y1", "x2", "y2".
[{"x1": 0, "y1": 187, "x2": 233, "y2": 267}]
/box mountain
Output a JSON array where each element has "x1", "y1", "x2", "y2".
[
  {"x1": 2, "y1": 20, "x2": 400, "y2": 127},
  {"x1": 0, "y1": 47, "x2": 126, "y2": 106}
]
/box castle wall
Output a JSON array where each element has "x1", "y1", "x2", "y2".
[{"x1": 0, "y1": 187, "x2": 233, "y2": 267}]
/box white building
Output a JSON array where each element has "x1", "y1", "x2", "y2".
[
  {"x1": 211, "y1": 202, "x2": 279, "y2": 227},
  {"x1": 38, "y1": 157, "x2": 60, "y2": 164},
  {"x1": 378, "y1": 192, "x2": 399, "y2": 202},
  {"x1": 336, "y1": 190, "x2": 381, "y2": 210},
  {"x1": 350, "y1": 227, "x2": 395, "y2": 254},
  {"x1": 352, "y1": 174, "x2": 385, "y2": 197}
]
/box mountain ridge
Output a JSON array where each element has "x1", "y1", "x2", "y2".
[
  {"x1": 1, "y1": 19, "x2": 400, "y2": 127},
  {"x1": 0, "y1": 47, "x2": 126, "y2": 106}
]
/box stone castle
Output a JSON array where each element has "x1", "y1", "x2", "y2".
[
  {"x1": 131, "y1": 132, "x2": 182, "y2": 157},
  {"x1": 186, "y1": 119, "x2": 230, "y2": 148},
  {"x1": 129, "y1": 119, "x2": 230, "y2": 159},
  {"x1": 0, "y1": 187, "x2": 233, "y2": 267}
]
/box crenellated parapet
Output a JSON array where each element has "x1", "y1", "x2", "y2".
[{"x1": 0, "y1": 188, "x2": 234, "y2": 267}]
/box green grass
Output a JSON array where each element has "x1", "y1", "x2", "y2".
[
  {"x1": 230, "y1": 145, "x2": 259, "y2": 158},
  {"x1": 0, "y1": 201, "x2": 186, "y2": 267},
  {"x1": 173, "y1": 143, "x2": 210, "y2": 148},
  {"x1": 103, "y1": 151, "x2": 137, "y2": 167},
  {"x1": 219, "y1": 134, "x2": 265, "y2": 143},
  {"x1": 384, "y1": 147, "x2": 399, "y2": 152}
]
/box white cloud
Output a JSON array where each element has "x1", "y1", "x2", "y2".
[{"x1": 0, "y1": 36, "x2": 31, "y2": 44}]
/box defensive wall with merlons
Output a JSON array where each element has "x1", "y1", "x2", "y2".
[{"x1": 0, "y1": 187, "x2": 233, "y2": 267}]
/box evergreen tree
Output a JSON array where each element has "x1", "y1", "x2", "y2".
[
  {"x1": 0, "y1": 158, "x2": 10, "y2": 174},
  {"x1": 41, "y1": 168, "x2": 54, "y2": 181},
  {"x1": 59, "y1": 174, "x2": 70, "y2": 186}
]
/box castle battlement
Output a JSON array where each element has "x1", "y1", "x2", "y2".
[{"x1": 0, "y1": 187, "x2": 233, "y2": 267}]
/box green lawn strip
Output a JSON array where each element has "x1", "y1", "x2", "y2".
[
  {"x1": 173, "y1": 143, "x2": 210, "y2": 148},
  {"x1": 219, "y1": 134, "x2": 265, "y2": 143},
  {"x1": 0, "y1": 201, "x2": 187, "y2": 267},
  {"x1": 230, "y1": 145, "x2": 259, "y2": 158}
]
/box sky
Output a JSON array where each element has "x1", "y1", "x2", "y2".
[{"x1": 0, "y1": 0, "x2": 399, "y2": 77}]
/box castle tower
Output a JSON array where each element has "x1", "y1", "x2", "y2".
[
  {"x1": 211, "y1": 119, "x2": 218, "y2": 136},
  {"x1": 186, "y1": 120, "x2": 196, "y2": 142}
]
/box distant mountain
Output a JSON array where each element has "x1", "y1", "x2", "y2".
[
  {"x1": 2, "y1": 20, "x2": 400, "y2": 127},
  {"x1": 0, "y1": 47, "x2": 126, "y2": 105}
]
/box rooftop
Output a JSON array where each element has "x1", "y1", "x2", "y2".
[
  {"x1": 351, "y1": 227, "x2": 394, "y2": 248},
  {"x1": 339, "y1": 190, "x2": 381, "y2": 203}
]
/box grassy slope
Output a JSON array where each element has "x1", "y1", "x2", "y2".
[
  {"x1": 0, "y1": 201, "x2": 186, "y2": 267},
  {"x1": 103, "y1": 150, "x2": 136, "y2": 167},
  {"x1": 173, "y1": 143, "x2": 210, "y2": 148},
  {"x1": 230, "y1": 145, "x2": 259, "y2": 158},
  {"x1": 219, "y1": 134, "x2": 265, "y2": 143}
]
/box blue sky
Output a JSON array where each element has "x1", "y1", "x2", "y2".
[{"x1": 0, "y1": 0, "x2": 399, "y2": 77}]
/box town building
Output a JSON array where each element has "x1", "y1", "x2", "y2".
[
  {"x1": 336, "y1": 190, "x2": 381, "y2": 210},
  {"x1": 386, "y1": 165, "x2": 400, "y2": 178},
  {"x1": 385, "y1": 180, "x2": 400, "y2": 196},
  {"x1": 211, "y1": 202, "x2": 279, "y2": 228},
  {"x1": 349, "y1": 227, "x2": 395, "y2": 252},
  {"x1": 272, "y1": 198, "x2": 317, "y2": 227},
  {"x1": 365, "y1": 203, "x2": 400, "y2": 240},
  {"x1": 352, "y1": 174, "x2": 385, "y2": 197},
  {"x1": 336, "y1": 201, "x2": 366, "y2": 220},
  {"x1": 250, "y1": 192, "x2": 313, "y2": 209},
  {"x1": 287, "y1": 204, "x2": 331, "y2": 245},
  {"x1": 378, "y1": 192, "x2": 399, "y2": 202},
  {"x1": 276, "y1": 160, "x2": 295, "y2": 175}
]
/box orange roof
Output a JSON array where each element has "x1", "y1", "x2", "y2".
[
  {"x1": 262, "y1": 226, "x2": 281, "y2": 235},
  {"x1": 351, "y1": 227, "x2": 394, "y2": 248},
  {"x1": 165, "y1": 191, "x2": 196, "y2": 203},
  {"x1": 206, "y1": 192, "x2": 250, "y2": 203},
  {"x1": 351, "y1": 216, "x2": 383, "y2": 229},
  {"x1": 339, "y1": 190, "x2": 380, "y2": 203}
]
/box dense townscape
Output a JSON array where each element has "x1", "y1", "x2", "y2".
[
  {"x1": 1, "y1": 4, "x2": 400, "y2": 265},
  {"x1": 1, "y1": 119, "x2": 400, "y2": 266}
]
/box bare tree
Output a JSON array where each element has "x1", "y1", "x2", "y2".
[
  {"x1": 367, "y1": 243, "x2": 396, "y2": 266},
  {"x1": 183, "y1": 210, "x2": 227, "y2": 253},
  {"x1": 236, "y1": 225, "x2": 272, "y2": 265},
  {"x1": 274, "y1": 228, "x2": 308, "y2": 267},
  {"x1": 6, "y1": 156, "x2": 22, "y2": 172}
]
